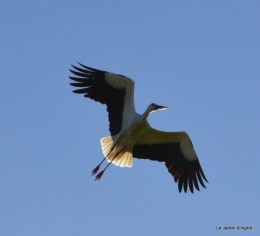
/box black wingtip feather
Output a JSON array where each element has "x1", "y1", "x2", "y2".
[
  {"x1": 189, "y1": 174, "x2": 194, "y2": 193},
  {"x1": 196, "y1": 170, "x2": 206, "y2": 189},
  {"x1": 77, "y1": 62, "x2": 105, "y2": 73},
  {"x1": 200, "y1": 168, "x2": 209, "y2": 183},
  {"x1": 69, "y1": 77, "x2": 87, "y2": 82},
  {"x1": 178, "y1": 180, "x2": 182, "y2": 193},
  {"x1": 183, "y1": 172, "x2": 188, "y2": 193},
  {"x1": 71, "y1": 64, "x2": 93, "y2": 74},
  {"x1": 70, "y1": 82, "x2": 88, "y2": 88},
  {"x1": 69, "y1": 69, "x2": 88, "y2": 78}
]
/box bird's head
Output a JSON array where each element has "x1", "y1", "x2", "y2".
[{"x1": 147, "y1": 103, "x2": 168, "y2": 114}]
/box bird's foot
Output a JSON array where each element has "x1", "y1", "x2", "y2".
[
  {"x1": 95, "y1": 171, "x2": 104, "y2": 181},
  {"x1": 91, "y1": 165, "x2": 100, "y2": 176}
]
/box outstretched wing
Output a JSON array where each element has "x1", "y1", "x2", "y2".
[
  {"x1": 133, "y1": 128, "x2": 208, "y2": 193},
  {"x1": 69, "y1": 63, "x2": 136, "y2": 135}
]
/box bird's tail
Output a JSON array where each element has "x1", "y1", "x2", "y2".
[
  {"x1": 100, "y1": 136, "x2": 114, "y2": 157},
  {"x1": 100, "y1": 136, "x2": 133, "y2": 168}
]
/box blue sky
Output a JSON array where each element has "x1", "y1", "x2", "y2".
[{"x1": 1, "y1": 1, "x2": 260, "y2": 235}]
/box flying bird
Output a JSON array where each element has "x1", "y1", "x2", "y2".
[{"x1": 69, "y1": 63, "x2": 208, "y2": 193}]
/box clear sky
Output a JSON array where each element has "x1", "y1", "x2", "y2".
[{"x1": 1, "y1": 1, "x2": 259, "y2": 235}]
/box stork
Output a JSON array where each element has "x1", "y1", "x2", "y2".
[{"x1": 69, "y1": 63, "x2": 208, "y2": 193}]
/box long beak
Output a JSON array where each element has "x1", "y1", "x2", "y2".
[{"x1": 155, "y1": 105, "x2": 168, "y2": 110}]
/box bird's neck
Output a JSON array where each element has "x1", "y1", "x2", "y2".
[{"x1": 141, "y1": 108, "x2": 151, "y2": 122}]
